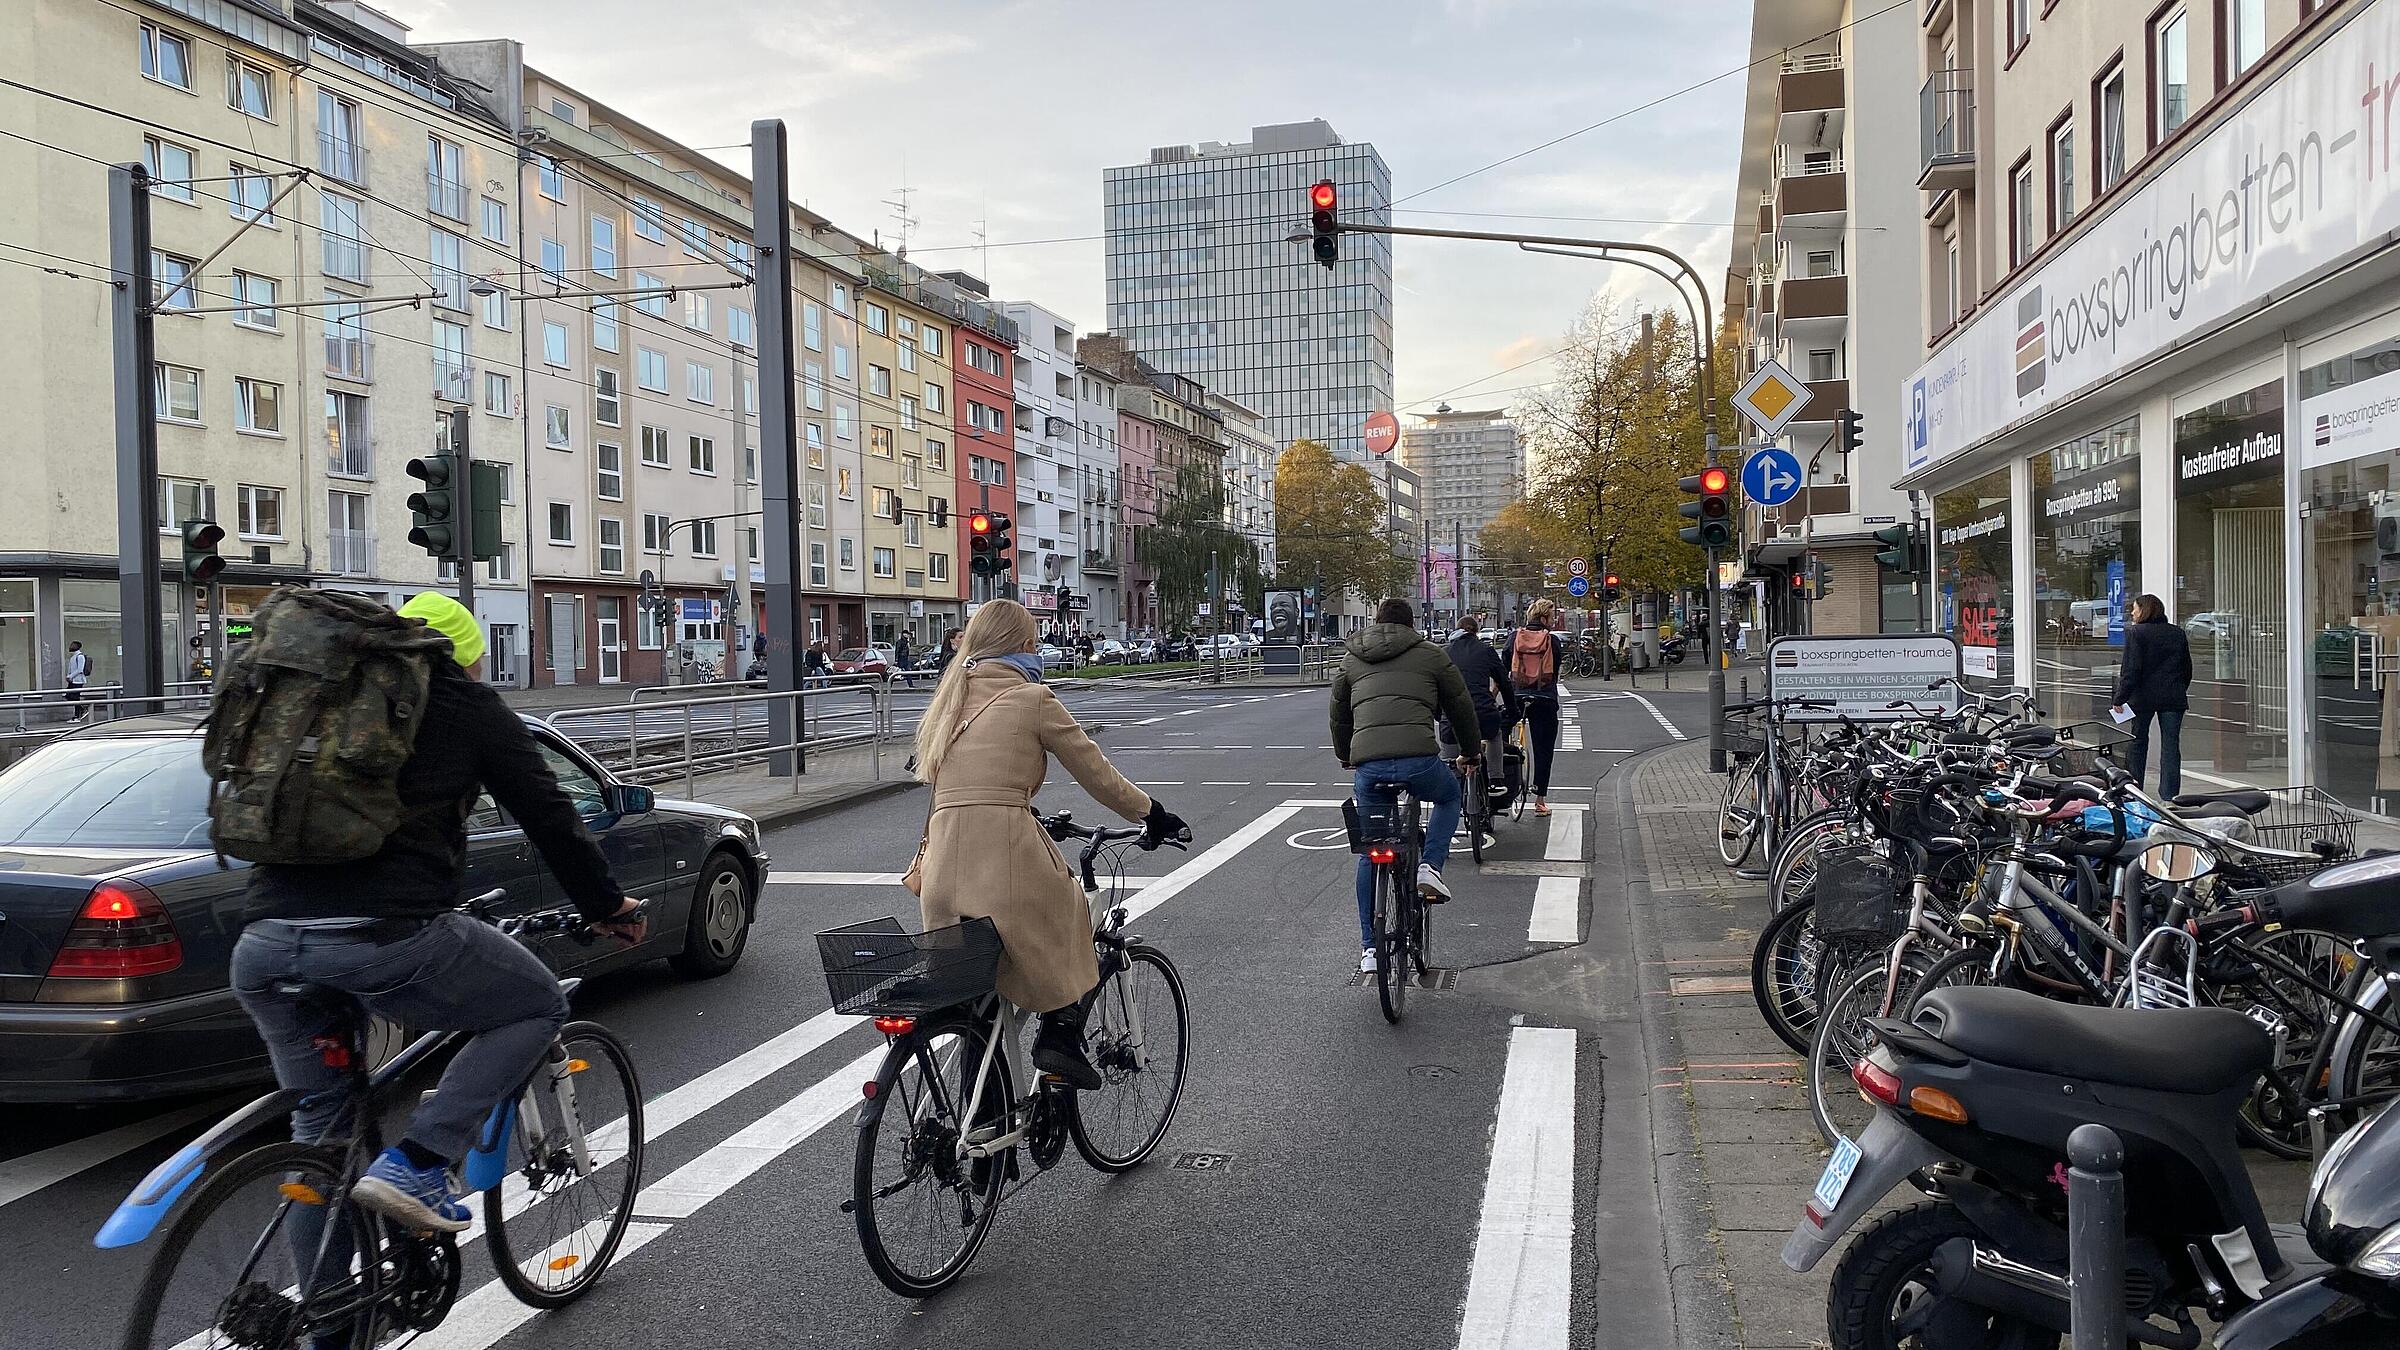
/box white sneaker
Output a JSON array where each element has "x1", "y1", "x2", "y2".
[
  {"x1": 1417, "y1": 864, "x2": 1452, "y2": 903},
  {"x1": 1359, "y1": 947, "x2": 1378, "y2": 973}
]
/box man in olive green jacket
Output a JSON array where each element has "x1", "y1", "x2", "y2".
[{"x1": 1330, "y1": 597, "x2": 1483, "y2": 973}]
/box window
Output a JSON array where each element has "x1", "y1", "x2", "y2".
[
  {"x1": 872, "y1": 487, "x2": 896, "y2": 520},
  {"x1": 806, "y1": 423, "x2": 826, "y2": 466},
  {"x1": 837, "y1": 466, "x2": 854, "y2": 499},
  {"x1": 684, "y1": 291, "x2": 710, "y2": 333},
  {"x1": 597, "y1": 442, "x2": 622, "y2": 500},
  {"x1": 236, "y1": 485, "x2": 282, "y2": 539},
  {"x1": 747, "y1": 527, "x2": 760, "y2": 564},
  {"x1": 868, "y1": 365, "x2": 892, "y2": 397},
  {"x1": 928, "y1": 552, "x2": 949, "y2": 582},
  {"x1": 581, "y1": 216, "x2": 616, "y2": 280},
  {"x1": 547, "y1": 502, "x2": 574, "y2": 544},
  {"x1": 1806, "y1": 349, "x2": 1839, "y2": 382},
  {"x1": 640, "y1": 425, "x2": 670, "y2": 467},
  {"x1": 839, "y1": 537, "x2": 856, "y2": 571},
  {"x1": 730, "y1": 306, "x2": 754, "y2": 349},
  {"x1": 903, "y1": 513, "x2": 922, "y2": 547},
  {"x1": 638, "y1": 600, "x2": 663, "y2": 650},
  {"x1": 231, "y1": 271, "x2": 277, "y2": 330},
  {"x1": 227, "y1": 163, "x2": 276, "y2": 224},
  {"x1": 691, "y1": 520, "x2": 718, "y2": 557},
  {"x1": 804, "y1": 301, "x2": 823, "y2": 351},
  {"x1": 539, "y1": 237, "x2": 567, "y2": 284},
  {"x1": 742, "y1": 377, "x2": 756, "y2": 416},
  {"x1": 234, "y1": 377, "x2": 282, "y2": 434},
  {"x1": 831, "y1": 281, "x2": 851, "y2": 314},
  {"x1": 2006, "y1": 0, "x2": 2029, "y2": 57},
  {"x1": 431, "y1": 229, "x2": 469, "y2": 310},
  {"x1": 326, "y1": 391, "x2": 370, "y2": 476},
  {"x1": 897, "y1": 315, "x2": 916, "y2": 341},
  {"x1": 481, "y1": 196, "x2": 508, "y2": 243},
  {"x1": 434, "y1": 320, "x2": 470, "y2": 402},
  {"x1": 898, "y1": 342, "x2": 916, "y2": 374},
  {"x1": 636, "y1": 348, "x2": 668, "y2": 392},
  {"x1": 484, "y1": 370, "x2": 513, "y2": 416},
  {"x1": 901, "y1": 454, "x2": 922, "y2": 489},
  {"x1": 745, "y1": 444, "x2": 758, "y2": 483},
  {"x1": 864, "y1": 302, "x2": 888, "y2": 335},
  {"x1": 689, "y1": 435, "x2": 715, "y2": 474},
  {"x1": 223, "y1": 53, "x2": 276, "y2": 118},
  {"x1": 926, "y1": 438, "x2": 947, "y2": 470},
  {"x1": 545, "y1": 405, "x2": 570, "y2": 449},
  {"x1": 320, "y1": 192, "x2": 364, "y2": 282},
  {"x1": 899, "y1": 395, "x2": 918, "y2": 430},
  {"x1": 481, "y1": 284, "x2": 508, "y2": 331},
  {"x1": 1945, "y1": 236, "x2": 1963, "y2": 325},
  {"x1": 2095, "y1": 62, "x2": 2126, "y2": 193},
  {"x1": 597, "y1": 518, "x2": 624, "y2": 574},
  {"x1": 835, "y1": 406, "x2": 853, "y2": 441},
  {"x1": 151, "y1": 251, "x2": 196, "y2": 311},
  {"x1": 687, "y1": 361, "x2": 715, "y2": 405},
  {"x1": 2224, "y1": 0, "x2": 2265, "y2": 80},
  {"x1": 426, "y1": 136, "x2": 465, "y2": 220},
  {"x1": 154, "y1": 363, "x2": 201, "y2": 422},
  {"x1": 804, "y1": 361, "x2": 825, "y2": 411},
  {"x1": 139, "y1": 24, "x2": 192, "y2": 90},
  {"x1": 591, "y1": 299, "x2": 619, "y2": 353},
  {"x1": 543, "y1": 321, "x2": 570, "y2": 369},
  {"x1": 595, "y1": 368, "x2": 621, "y2": 426},
  {"x1": 807, "y1": 483, "x2": 827, "y2": 528},
  {"x1": 680, "y1": 217, "x2": 707, "y2": 257},
  {"x1": 631, "y1": 195, "x2": 665, "y2": 243},
  {"x1": 2009, "y1": 155, "x2": 2036, "y2": 266},
  {"x1": 2152, "y1": 7, "x2": 2190, "y2": 141},
  {"x1": 159, "y1": 478, "x2": 214, "y2": 530},
  {"x1": 634, "y1": 273, "x2": 668, "y2": 318},
  {"x1": 870, "y1": 426, "x2": 893, "y2": 459},
  {"x1": 809, "y1": 541, "x2": 828, "y2": 587},
  {"x1": 143, "y1": 137, "x2": 195, "y2": 203},
  {"x1": 327, "y1": 490, "x2": 370, "y2": 573},
  {"x1": 642, "y1": 513, "x2": 672, "y2": 553},
  {"x1": 536, "y1": 154, "x2": 564, "y2": 201},
  {"x1": 2048, "y1": 114, "x2": 2076, "y2": 232},
  {"x1": 872, "y1": 547, "x2": 896, "y2": 578},
  {"x1": 920, "y1": 324, "x2": 943, "y2": 358},
  {"x1": 834, "y1": 345, "x2": 852, "y2": 380}
]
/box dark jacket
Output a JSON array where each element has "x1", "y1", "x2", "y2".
[
  {"x1": 1331, "y1": 623, "x2": 1481, "y2": 765},
  {"x1": 250, "y1": 665, "x2": 624, "y2": 923},
  {"x1": 1444, "y1": 633, "x2": 1520, "y2": 741},
  {"x1": 2113, "y1": 617, "x2": 2193, "y2": 713}
]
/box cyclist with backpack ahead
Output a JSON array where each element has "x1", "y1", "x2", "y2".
[
  {"x1": 218, "y1": 590, "x2": 646, "y2": 1234},
  {"x1": 1442, "y1": 614, "x2": 1519, "y2": 802},
  {"x1": 1511, "y1": 599, "x2": 1568, "y2": 817}
]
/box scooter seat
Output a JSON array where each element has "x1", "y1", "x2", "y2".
[{"x1": 1913, "y1": 986, "x2": 2271, "y2": 1095}]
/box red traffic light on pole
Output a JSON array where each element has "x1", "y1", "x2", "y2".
[
  {"x1": 968, "y1": 511, "x2": 997, "y2": 576},
  {"x1": 1678, "y1": 468, "x2": 1735, "y2": 550},
  {"x1": 1308, "y1": 180, "x2": 1338, "y2": 271}
]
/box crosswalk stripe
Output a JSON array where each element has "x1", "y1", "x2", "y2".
[
  {"x1": 1457, "y1": 1026, "x2": 1577, "y2": 1348},
  {"x1": 1527, "y1": 876, "x2": 1580, "y2": 944},
  {"x1": 1544, "y1": 807, "x2": 1586, "y2": 862}
]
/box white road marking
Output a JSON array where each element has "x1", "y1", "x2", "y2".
[
  {"x1": 1134, "y1": 716, "x2": 1165, "y2": 725},
  {"x1": 1134, "y1": 780, "x2": 1185, "y2": 786},
  {"x1": 1457, "y1": 1026, "x2": 1578, "y2": 1349},
  {"x1": 1202, "y1": 780, "x2": 1249, "y2": 786},
  {"x1": 1121, "y1": 801, "x2": 1306, "y2": 921},
  {"x1": 1175, "y1": 708, "x2": 1205, "y2": 716},
  {"x1": 1624, "y1": 691, "x2": 1685, "y2": 740},
  {"x1": 1560, "y1": 723, "x2": 1584, "y2": 751},
  {"x1": 635, "y1": 1045, "x2": 886, "y2": 1220},
  {"x1": 0, "y1": 1095, "x2": 234, "y2": 1210},
  {"x1": 770, "y1": 870, "x2": 1163, "y2": 890},
  {"x1": 1527, "y1": 876, "x2": 1580, "y2": 945},
  {"x1": 1544, "y1": 807, "x2": 1586, "y2": 862},
  {"x1": 415, "y1": 1221, "x2": 672, "y2": 1350},
  {"x1": 1268, "y1": 780, "x2": 1317, "y2": 786}
]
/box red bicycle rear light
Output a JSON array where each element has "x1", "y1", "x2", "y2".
[
  {"x1": 48, "y1": 881, "x2": 183, "y2": 979},
  {"x1": 872, "y1": 1015, "x2": 916, "y2": 1036},
  {"x1": 1366, "y1": 846, "x2": 1398, "y2": 864}
]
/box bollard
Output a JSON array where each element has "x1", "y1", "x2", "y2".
[{"x1": 2066, "y1": 1123, "x2": 2126, "y2": 1350}]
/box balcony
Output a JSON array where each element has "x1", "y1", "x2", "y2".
[
  {"x1": 1791, "y1": 378, "x2": 1848, "y2": 425},
  {"x1": 1920, "y1": 70, "x2": 1975, "y2": 191},
  {"x1": 1756, "y1": 193, "x2": 1774, "y2": 240},
  {"x1": 1777, "y1": 156, "x2": 1847, "y2": 229},
  {"x1": 325, "y1": 335, "x2": 374, "y2": 383},
  {"x1": 328, "y1": 529, "x2": 375, "y2": 577},
  {"x1": 1779, "y1": 274, "x2": 1849, "y2": 339},
  {"x1": 433, "y1": 357, "x2": 474, "y2": 404},
  {"x1": 1777, "y1": 48, "x2": 1846, "y2": 145}
]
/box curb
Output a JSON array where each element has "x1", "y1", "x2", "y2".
[
  {"x1": 739, "y1": 778, "x2": 914, "y2": 829},
  {"x1": 1611, "y1": 740, "x2": 1743, "y2": 1350}
]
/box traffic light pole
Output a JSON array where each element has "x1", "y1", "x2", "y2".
[
  {"x1": 752, "y1": 120, "x2": 806, "y2": 776},
  {"x1": 449, "y1": 411, "x2": 477, "y2": 614},
  {"x1": 110, "y1": 163, "x2": 166, "y2": 709}
]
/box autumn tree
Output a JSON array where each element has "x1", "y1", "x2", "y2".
[
  {"x1": 1136, "y1": 457, "x2": 1259, "y2": 632},
  {"x1": 1477, "y1": 497, "x2": 1578, "y2": 611},
  {"x1": 1273, "y1": 439, "x2": 1400, "y2": 604}
]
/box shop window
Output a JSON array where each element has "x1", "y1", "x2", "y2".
[
  {"x1": 1934, "y1": 467, "x2": 2017, "y2": 689},
  {"x1": 2172, "y1": 376, "x2": 2288, "y2": 787},
  {"x1": 2299, "y1": 333, "x2": 2400, "y2": 812},
  {"x1": 2030, "y1": 416, "x2": 2141, "y2": 729}
]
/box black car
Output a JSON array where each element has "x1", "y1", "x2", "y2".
[{"x1": 0, "y1": 713, "x2": 769, "y2": 1103}]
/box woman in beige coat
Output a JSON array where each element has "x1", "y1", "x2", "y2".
[{"x1": 911, "y1": 600, "x2": 1188, "y2": 1088}]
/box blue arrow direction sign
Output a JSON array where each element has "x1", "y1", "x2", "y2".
[
  {"x1": 1567, "y1": 575, "x2": 1590, "y2": 598},
  {"x1": 1742, "y1": 446, "x2": 1804, "y2": 507}
]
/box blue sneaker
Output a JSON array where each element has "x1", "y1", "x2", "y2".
[{"x1": 351, "y1": 1147, "x2": 471, "y2": 1233}]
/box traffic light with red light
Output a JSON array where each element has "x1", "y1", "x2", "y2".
[
  {"x1": 968, "y1": 511, "x2": 996, "y2": 576},
  {"x1": 1309, "y1": 181, "x2": 1338, "y2": 271},
  {"x1": 1678, "y1": 466, "x2": 1734, "y2": 550},
  {"x1": 1603, "y1": 572, "x2": 1621, "y2": 602}
]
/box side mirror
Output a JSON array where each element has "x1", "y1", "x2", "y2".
[
  {"x1": 611, "y1": 784, "x2": 656, "y2": 816},
  {"x1": 2137, "y1": 840, "x2": 2217, "y2": 883}
]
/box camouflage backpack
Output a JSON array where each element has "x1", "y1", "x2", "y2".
[{"x1": 201, "y1": 589, "x2": 454, "y2": 864}]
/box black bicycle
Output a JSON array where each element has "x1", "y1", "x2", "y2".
[
  {"x1": 1350, "y1": 780, "x2": 1432, "y2": 1023},
  {"x1": 823, "y1": 813, "x2": 1192, "y2": 1297},
  {"x1": 106, "y1": 891, "x2": 646, "y2": 1350}
]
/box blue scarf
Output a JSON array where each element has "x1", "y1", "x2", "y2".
[{"x1": 990, "y1": 652, "x2": 1045, "y2": 683}]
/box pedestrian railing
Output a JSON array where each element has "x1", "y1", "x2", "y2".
[
  {"x1": 0, "y1": 681, "x2": 215, "y2": 732},
  {"x1": 546, "y1": 678, "x2": 897, "y2": 798}
]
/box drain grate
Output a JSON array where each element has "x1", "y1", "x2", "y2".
[
  {"x1": 1172, "y1": 1152, "x2": 1234, "y2": 1172},
  {"x1": 1409, "y1": 1063, "x2": 1460, "y2": 1080}
]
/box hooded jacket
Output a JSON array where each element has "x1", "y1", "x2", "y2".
[
  {"x1": 1444, "y1": 631, "x2": 1520, "y2": 740},
  {"x1": 1330, "y1": 623, "x2": 1482, "y2": 765}
]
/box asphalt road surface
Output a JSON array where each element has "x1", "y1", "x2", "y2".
[{"x1": 0, "y1": 676, "x2": 1717, "y2": 1350}]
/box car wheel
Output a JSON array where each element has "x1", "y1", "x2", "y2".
[{"x1": 669, "y1": 852, "x2": 753, "y2": 979}]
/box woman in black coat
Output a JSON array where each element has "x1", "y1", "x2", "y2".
[{"x1": 2111, "y1": 594, "x2": 2193, "y2": 798}]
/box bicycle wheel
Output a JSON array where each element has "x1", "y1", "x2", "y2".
[
  {"x1": 486, "y1": 1021, "x2": 646, "y2": 1307},
  {"x1": 1750, "y1": 898, "x2": 1826, "y2": 1055},
  {"x1": 1767, "y1": 811, "x2": 1846, "y2": 914},
  {"x1": 1376, "y1": 866, "x2": 1409, "y2": 1024},
  {"x1": 1808, "y1": 951, "x2": 1949, "y2": 1147},
  {"x1": 120, "y1": 1141, "x2": 387, "y2": 1350},
  {"x1": 1468, "y1": 780, "x2": 1488, "y2": 864},
  {"x1": 1068, "y1": 945, "x2": 1191, "y2": 1171},
  {"x1": 853, "y1": 1019, "x2": 1011, "y2": 1297},
  {"x1": 1717, "y1": 757, "x2": 1763, "y2": 867},
  {"x1": 2214, "y1": 929, "x2": 2352, "y2": 1159}
]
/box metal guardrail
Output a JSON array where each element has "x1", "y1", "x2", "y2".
[
  {"x1": 546, "y1": 679, "x2": 897, "y2": 798},
  {"x1": 1, "y1": 681, "x2": 214, "y2": 733}
]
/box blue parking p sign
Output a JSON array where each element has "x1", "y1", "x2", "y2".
[{"x1": 1567, "y1": 576, "x2": 1590, "y2": 598}]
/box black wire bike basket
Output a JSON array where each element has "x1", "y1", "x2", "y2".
[
  {"x1": 1813, "y1": 840, "x2": 1906, "y2": 941},
  {"x1": 2242, "y1": 786, "x2": 2358, "y2": 861},
  {"x1": 2045, "y1": 722, "x2": 2134, "y2": 779},
  {"x1": 817, "y1": 916, "x2": 1004, "y2": 1017}
]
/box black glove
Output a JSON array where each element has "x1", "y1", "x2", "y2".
[{"x1": 1142, "y1": 797, "x2": 1192, "y2": 847}]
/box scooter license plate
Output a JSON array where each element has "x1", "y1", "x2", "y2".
[{"x1": 1812, "y1": 1135, "x2": 1862, "y2": 1213}]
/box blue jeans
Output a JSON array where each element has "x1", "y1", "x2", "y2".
[
  {"x1": 2128, "y1": 707, "x2": 2185, "y2": 799},
  {"x1": 1352, "y1": 755, "x2": 1462, "y2": 949}
]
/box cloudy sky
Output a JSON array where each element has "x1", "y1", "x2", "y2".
[{"x1": 390, "y1": 0, "x2": 1752, "y2": 417}]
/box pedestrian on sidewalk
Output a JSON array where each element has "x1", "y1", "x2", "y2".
[
  {"x1": 1512, "y1": 599, "x2": 1566, "y2": 815},
  {"x1": 910, "y1": 599, "x2": 1187, "y2": 1088},
  {"x1": 2112, "y1": 593, "x2": 2192, "y2": 798},
  {"x1": 63, "y1": 641, "x2": 91, "y2": 721}
]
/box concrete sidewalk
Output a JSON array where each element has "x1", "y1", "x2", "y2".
[
  {"x1": 646, "y1": 740, "x2": 912, "y2": 829},
  {"x1": 1613, "y1": 739, "x2": 2312, "y2": 1349}
]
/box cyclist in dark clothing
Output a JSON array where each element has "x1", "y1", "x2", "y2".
[
  {"x1": 1442, "y1": 615, "x2": 1519, "y2": 777},
  {"x1": 232, "y1": 592, "x2": 645, "y2": 1234}
]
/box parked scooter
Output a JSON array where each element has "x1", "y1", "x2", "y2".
[
  {"x1": 1785, "y1": 839, "x2": 2400, "y2": 1349},
  {"x1": 1659, "y1": 634, "x2": 1689, "y2": 665}
]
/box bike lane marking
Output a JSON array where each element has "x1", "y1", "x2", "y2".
[
  {"x1": 1526, "y1": 876, "x2": 1580, "y2": 945},
  {"x1": 0, "y1": 1095, "x2": 235, "y2": 1210},
  {"x1": 1457, "y1": 1025, "x2": 1578, "y2": 1349},
  {"x1": 1544, "y1": 808, "x2": 1586, "y2": 862}
]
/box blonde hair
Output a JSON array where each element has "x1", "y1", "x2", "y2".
[
  {"x1": 1527, "y1": 598, "x2": 1558, "y2": 629},
  {"x1": 913, "y1": 600, "x2": 1040, "y2": 782}
]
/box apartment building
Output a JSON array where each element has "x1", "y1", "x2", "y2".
[
  {"x1": 1396, "y1": 409, "x2": 1523, "y2": 546},
  {"x1": 1075, "y1": 364, "x2": 1125, "y2": 637},
  {"x1": 850, "y1": 250, "x2": 967, "y2": 648},
  {"x1": 1209, "y1": 391, "x2": 1278, "y2": 579},
  {"x1": 1901, "y1": 0, "x2": 2400, "y2": 812},
  {"x1": 0, "y1": 0, "x2": 533, "y2": 689},
  {"x1": 952, "y1": 312, "x2": 1018, "y2": 610},
  {"x1": 1725, "y1": 0, "x2": 1926, "y2": 640},
  {"x1": 1001, "y1": 301, "x2": 1087, "y2": 630}
]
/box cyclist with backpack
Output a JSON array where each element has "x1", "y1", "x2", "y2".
[
  {"x1": 218, "y1": 590, "x2": 646, "y2": 1233},
  {"x1": 1442, "y1": 614, "x2": 1519, "y2": 797},
  {"x1": 1510, "y1": 599, "x2": 1569, "y2": 817}
]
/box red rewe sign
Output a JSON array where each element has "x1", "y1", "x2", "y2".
[{"x1": 1363, "y1": 411, "x2": 1399, "y2": 456}]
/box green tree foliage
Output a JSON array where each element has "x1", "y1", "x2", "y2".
[
  {"x1": 1273, "y1": 439, "x2": 1399, "y2": 604},
  {"x1": 1137, "y1": 457, "x2": 1259, "y2": 632}
]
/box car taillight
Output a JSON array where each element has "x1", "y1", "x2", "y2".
[
  {"x1": 48, "y1": 881, "x2": 183, "y2": 978},
  {"x1": 1851, "y1": 1056, "x2": 1903, "y2": 1107}
]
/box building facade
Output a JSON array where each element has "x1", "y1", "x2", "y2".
[
  {"x1": 1396, "y1": 409, "x2": 1523, "y2": 548},
  {"x1": 1001, "y1": 301, "x2": 1086, "y2": 632},
  {"x1": 1725, "y1": 0, "x2": 1927, "y2": 640},
  {"x1": 1102, "y1": 120, "x2": 1394, "y2": 472},
  {"x1": 1076, "y1": 364, "x2": 1125, "y2": 636},
  {"x1": 1210, "y1": 391, "x2": 1278, "y2": 581},
  {"x1": 952, "y1": 314, "x2": 1017, "y2": 611},
  {"x1": 1899, "y1": 0, "x2": 2399, "y2": 812}
]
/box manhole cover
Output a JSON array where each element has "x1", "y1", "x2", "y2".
[
  {"x1": 1409, "y1": 1064, "x2": 1460, "y2": 1080},
  {"x1": 1172, "y1": 1152, "x2": 1234, "y2": 1172}
]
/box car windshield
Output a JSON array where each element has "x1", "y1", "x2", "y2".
[{"x1": 0, "y1": 737, "x2": 214, "y2": 848}]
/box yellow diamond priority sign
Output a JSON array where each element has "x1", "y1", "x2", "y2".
[{"x1": 1733, "y1": 358, "x2": 1810, "y2": 440}]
